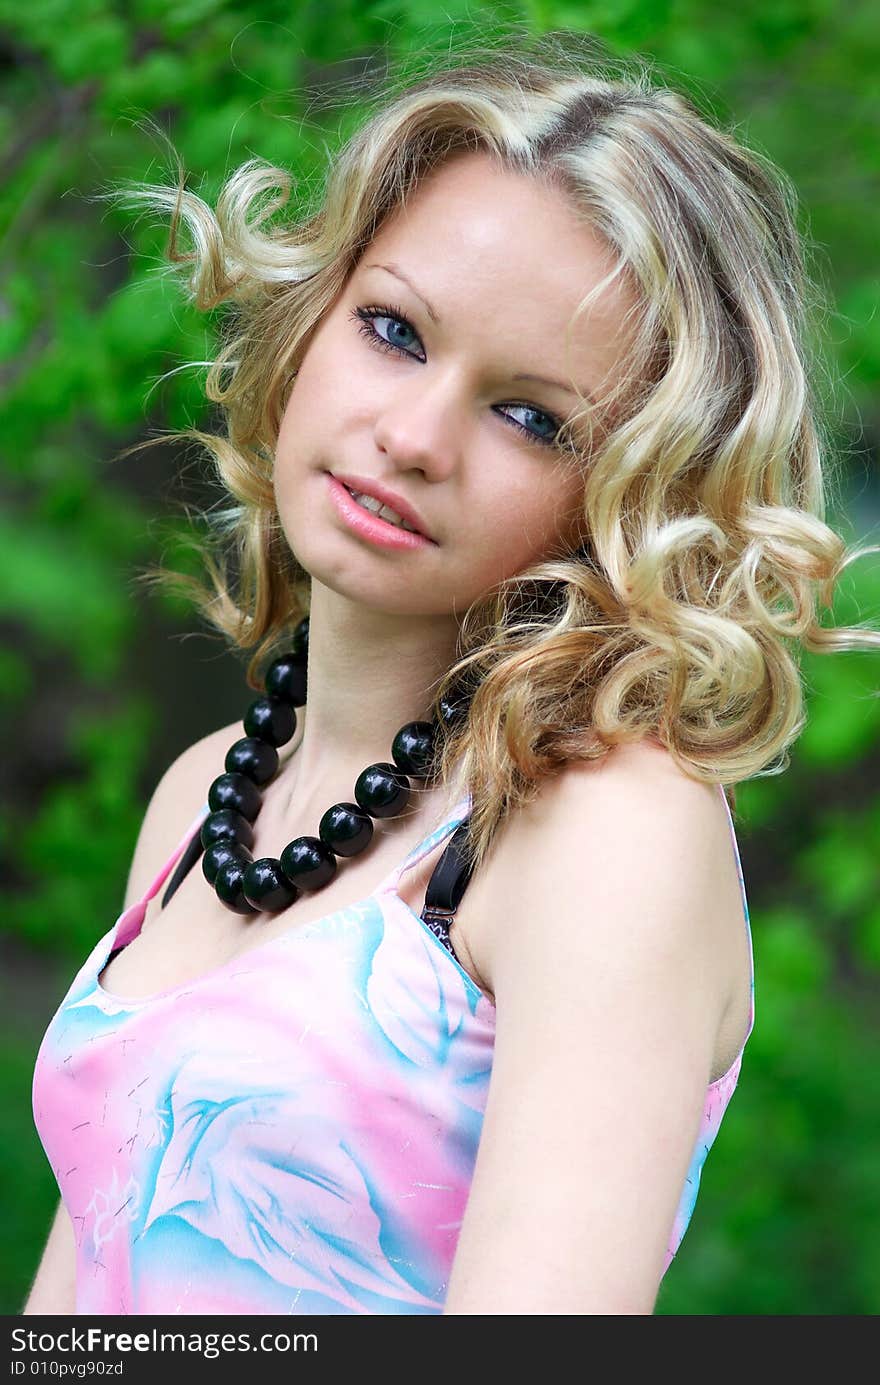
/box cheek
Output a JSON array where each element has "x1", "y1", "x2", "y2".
[
  {"x1": 272, "y1": 389, "x2": 328, "y2": 549},
  {"x1": 469, "y1": 468, "x2": 585, "y2": 565},
  {"x1": 273, "y1": 345, "x2": 337, "y2": 485},
  {"x1": 272, "y1": 406, "x2": 301, "y2": 511}
]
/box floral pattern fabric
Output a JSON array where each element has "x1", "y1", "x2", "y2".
[{"x1": 31, "y1": 785, "x2": 753, "y2": 1314}]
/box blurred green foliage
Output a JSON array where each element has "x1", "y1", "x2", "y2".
[{"x1": 2, "y1": 0, "x2": 878, "y2": 1315}]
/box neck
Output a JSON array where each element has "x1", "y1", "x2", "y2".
[{"x1": 277, "y1": 580, "x2": 462, "y2": 825}]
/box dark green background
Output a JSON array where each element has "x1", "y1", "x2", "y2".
[{"x1": 2, "y1": 0, "x2": 878, "y2": 1314}]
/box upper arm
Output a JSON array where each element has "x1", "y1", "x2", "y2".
[
  {"x1": 443, "y1": 743, "x2": 732, "y2": 1315},
  {"x1": 121, "y1": 718, "x2": 242, "y2": 912},
  {"x1": 22, "y1": 1199, "x2": 76, "y2": 1314}
]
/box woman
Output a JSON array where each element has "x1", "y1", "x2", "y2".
[{"x1": 24, "y1": 42, "x2": 877, "y2": 1316}]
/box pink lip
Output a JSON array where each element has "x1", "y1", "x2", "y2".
[
  {"x1": 330, "y1": 472, "x2": 435, "y2": 542},
  {"x1": 325, "y1": 474, "x2": 437, "y2": 551}
]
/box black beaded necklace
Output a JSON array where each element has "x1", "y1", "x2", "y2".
[{"x1": 167, "y1": 615, "x2": 476, "y2": 937}]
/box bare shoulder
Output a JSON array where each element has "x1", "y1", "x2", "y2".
[
  {"x1": 478, "y1": 734, "x2": 730, "y2": 894},
  {"x1": 467, "y1": 736, "x2": 739, "y2": 1021},
  {"x1": 121, "y1": 717, "x2": 242, "y2": 911}
]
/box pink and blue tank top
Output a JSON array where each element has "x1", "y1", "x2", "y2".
[{"x1": 31, "y1": 782, "x2": 755, "y2": 1315}]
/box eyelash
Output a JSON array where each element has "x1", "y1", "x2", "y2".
[{"x1": 348, "y1": 301, "x2": 564, "y2": 449}]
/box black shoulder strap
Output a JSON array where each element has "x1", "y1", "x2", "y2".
[
  {"x1": 419, "y1": 819, "x2": 475, "y2": 955},
  {"x1": 161, "y1": 830, "x2": 205, "y2": 909}
]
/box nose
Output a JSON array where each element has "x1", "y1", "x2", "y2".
[{"x1": 373, "y1": 375, "x2": 463, "y2": 481}]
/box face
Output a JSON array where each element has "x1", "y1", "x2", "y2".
[{"x1": 274, "y1": 149, "x2": 635, "y2": 616}]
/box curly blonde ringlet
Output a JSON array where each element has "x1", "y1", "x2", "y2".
[{"x1": 110, "y1": 30, "x2": 880, "y2": 880}]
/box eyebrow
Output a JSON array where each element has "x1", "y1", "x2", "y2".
[{"x1": 364, "y1": 260, "x2": 595, "y2": 403}]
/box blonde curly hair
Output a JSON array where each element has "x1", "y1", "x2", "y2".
[{"x1": 113, "y1": 31, "x2": 880, "y2": 876}]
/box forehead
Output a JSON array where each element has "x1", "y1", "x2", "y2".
[
  {"x1": 353, "y1": 153, "x2": 640, "y2": 401},
  {"x1": 358, "y1": 150, "x2": 631, "y2": 336}
]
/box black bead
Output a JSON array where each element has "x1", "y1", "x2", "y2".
[
  {"x1": 436, "y1": 687, "x2": 472, "y2": 729},
  {"x1": 291, "y1": 616, "x2": 309, "y2": 658},
  {"x1": 243, "y1": 696, "x2": 297, "y2": 747},
  {"x1": 208, "y1": 771, "x2": 263, "y2": 822},
  {"x1": 241, "y1": 858, "x2": 299, "y2": 911},
  {"x1": 214, "y1": 855, "x2": 260, "y2": 914},
  {"x1": 201, "y1": 808, "x2": 254, "y2": 852},
  {"x1": 354, "y1": 762, "x2": 411, "y2": 818},
  {"x1": 318, "y1": 802, "x2": 374, "y2": 857},
  {"x1": 225, "y1": 736, "x2": 279, "y2": 785},
  {"x1": 279, "y1": 835, "x2": 337, "y2": 891},
  {"x1": 265, "y1": 654, "x2": 307, "y2": 707},
  {"x1": 203, "y1": 838, "x2": 253, "y2": 887},
  {"x1": 392, "y1": 720, "x2": 437, "y2": 778}
]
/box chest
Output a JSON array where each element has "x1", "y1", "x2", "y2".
[{"x1": 97, "y1": 798, "x2": 491, "y2": 1004}]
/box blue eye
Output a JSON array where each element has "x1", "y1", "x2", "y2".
[
  {"x1": 353, "y1": 303, "x2": 422, "y2": 359},
  {"x1": 349, "y1": 302, "x2": 564, "y2": 449}
]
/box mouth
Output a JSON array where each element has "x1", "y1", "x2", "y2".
[
  {"x1": 325, "y1": 473, "x2": 437, "y2": 551},
  {"x1": 329, "y1": 471, "x2": 435, "y2": 542},
  {"x1": 341, "y1": 482, "x2": 422, "y2": 534}
]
